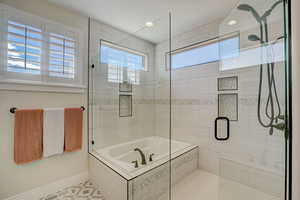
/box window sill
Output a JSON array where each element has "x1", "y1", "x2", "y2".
[{"x1": 0, "y1": 79, "x2": 86, "y2": 93}]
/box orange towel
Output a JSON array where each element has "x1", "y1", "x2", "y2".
[
  {"x1": 14, "y1": 109, "x2": 43, "y2": 164},
  {"x1": 64, "y1": 108, "x2": 83, "y2": 152}
]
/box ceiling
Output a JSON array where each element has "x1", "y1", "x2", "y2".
[{"x1": 48, "y1": 0, "x2": 239, "y2": 43}]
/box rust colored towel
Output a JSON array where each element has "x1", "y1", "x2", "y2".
[
  {"x1": 64, "y1": 108, "x2": 83, "y2": 152},
  {"x1": 14, "y1": 109, "x2": 43, "y2": 164}
]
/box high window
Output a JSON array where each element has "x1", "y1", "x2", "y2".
[
  {"x1": 169, "y1": 34, "x2": 240, "y2": 69},
  {"x1": 100, "y1": 40, "x2": 147, "y2": 84}
]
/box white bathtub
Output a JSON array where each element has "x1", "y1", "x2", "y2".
[{"x1": 94, "y1": 136, "x2": 197, "y2": 180}]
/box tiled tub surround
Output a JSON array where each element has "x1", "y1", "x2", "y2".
[
  {"x1": 155, "y1": 19, "x2": 286, "y2": 198},
  {"x1": 94, "y1": 136, "x2": 197, "y2": 179},
  {"x1": 89, "y1": 138, "x2": 198, "y2": 200}
]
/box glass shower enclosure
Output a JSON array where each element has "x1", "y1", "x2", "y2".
[
  {"x1": 169, "y1": 0, "x2": 290, "y2": 200},
  {"x1": 88, "y1": 14, "x2": 172, "y2": 200},
  {"x1": 88, "y1": 0, "x2": 291, "y2": 200}
]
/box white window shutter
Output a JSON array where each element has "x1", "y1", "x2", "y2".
[
  {"x1": 0, "y1": 4, "x2": 84, "y2": 90},
  {"x1": 48, "y1": 33, "x2": 76, "y2": 79},
  {"x1": 7, "y1": 20, "x2": 42, "y2": 74}
]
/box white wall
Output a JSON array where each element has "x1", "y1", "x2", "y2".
[{"x1": 0, "y1": 0, "x2": 89, "y2": 198}]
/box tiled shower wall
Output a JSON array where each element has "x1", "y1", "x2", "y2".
[
  {"x1": 89, "y1": 19, "x2": 157, "y2": 150},
  {"x1": 154, "y1": 18, "x2": 286, "y2": 197}
]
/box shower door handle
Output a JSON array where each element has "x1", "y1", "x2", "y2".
[{"x1": 214, "y1": 117, "x2": 230, "y2": 141}]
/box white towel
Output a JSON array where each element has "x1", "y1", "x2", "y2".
[{"x1": 43, "y1": 108, "x2": 64, "y2": 157}]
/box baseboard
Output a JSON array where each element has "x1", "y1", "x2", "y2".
[{"x1": 4, "y1": 171, "x2": 89, "y2": 200}]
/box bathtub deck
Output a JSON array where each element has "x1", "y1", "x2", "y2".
[{"x1": 161, "y1": 170, "x2": 280, "y2": 200}]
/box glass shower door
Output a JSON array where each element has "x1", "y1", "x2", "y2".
[
  {"x1": 88, "y1": 13, "x2": 172, "y2": 200},
  {"x1": 169, "y1": 0, "x2": 290, "y2": 200}
]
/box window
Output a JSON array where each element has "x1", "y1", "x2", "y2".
[
  {"x1": 169, "y1": 34, "x2": 240, "y2": 69},
  {"x1": 7, "y1": 21, "x2": 42, "y2": 75},
  {"x1": 0, "y1": 4, "x2": 84, "y2": 90},
  {"x1": 49, "y1": 33, "x2": 76, "y2": 79},
  {"x1": 220, "y1": 39, "x2": 284, "y2": 71},
  {"x1": 100, "y1": 40, "x2": 147, "y2": 84}
]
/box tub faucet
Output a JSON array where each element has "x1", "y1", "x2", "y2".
[{"x1": 134, "y1": 148, "x2": 147, "y2": 165}]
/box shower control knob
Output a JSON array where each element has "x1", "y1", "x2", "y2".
[{"x1": 149, "y1": 153, "x2": 155, "y2": 162}]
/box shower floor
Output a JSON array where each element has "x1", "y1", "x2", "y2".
[{"x1": 166, "y1": 170, "x2": 280, "y2": 200}]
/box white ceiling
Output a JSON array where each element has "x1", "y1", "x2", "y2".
[{"x1": 48, "y1": 0, "x2": 239, "y2": 43}]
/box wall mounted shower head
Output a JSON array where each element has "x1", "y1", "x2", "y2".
[
  {"x1": 237, "y1": 4, "x2": 261, "y2": 24},
  {"x1": 262, "y1": 0, "x2": 283, "y2": 19},
  {"x1": 237, "y1": 4, "x2": 252, "y2": 11},
  {"x1": 248, "y1": 34, "x2": 261, "y2": 42}
]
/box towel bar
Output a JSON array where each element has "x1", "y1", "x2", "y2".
[{"x1": 10, "y1": 106, "x2": 86, "y2": 114}]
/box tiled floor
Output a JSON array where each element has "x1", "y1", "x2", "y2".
[
  {"x1": 40, "y1": 181, "x2": 105, "y2": 200},
  {"x1": 40, "y1": 170, "x2": 280, "y2": 200}
]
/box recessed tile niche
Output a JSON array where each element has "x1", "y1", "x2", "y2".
[
  {"x1": 218, "y1": 76, "x2": 238, "y2": 91},
  {"x1": 119, "y1": 94, "x2": 132, "y2": 117},
  {"x1": 119, "y1": 82, "x2": 132, "y2": 92},
  {"x1": 218, "y1": 93, "x2": 238, "y2": 121}
]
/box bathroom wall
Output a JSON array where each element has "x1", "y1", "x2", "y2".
[
  {"x1": 0, "y1": 0, "x2": 89, "y2": 198},
  {"x1": 155, "y1": 15, "x2": 286, "y2": 197},
  {"x1": 89, "y1": 19, "x2": 157, "y2": 150}
]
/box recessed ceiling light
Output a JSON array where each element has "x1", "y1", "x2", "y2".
[
  {"x1": 228, "y1": 20, "x2": 237, "y2": 26},
  {"x1": 145, "y1": 21, "x2": 154, "y2": 27}
]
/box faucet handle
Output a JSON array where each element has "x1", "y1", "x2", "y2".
[
  {"x1": 131, "y1": 160, "x2": 138, "y2": 168},
  {"x1": 149, "y1": 153, "x2": 155, "y2": 162}
]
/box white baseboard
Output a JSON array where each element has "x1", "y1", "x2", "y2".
[{"x1": 5, "y1": 171, "x2": 89, "y2": 200}]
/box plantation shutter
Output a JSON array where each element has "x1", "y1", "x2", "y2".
[
  {"x1": 7, "y1": 20, "x2": 42, "y2": 74},
  {"x1": 49, "y1": 33, "x2": 76, "y2": 79}
]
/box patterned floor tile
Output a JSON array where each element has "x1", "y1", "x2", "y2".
[{"x1": 40, "y1": 181, "x2": 105, "y2": 200}]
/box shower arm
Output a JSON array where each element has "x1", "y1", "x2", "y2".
[{"x1": 262, "y1": 0, "x2": 284, "y2": 20}]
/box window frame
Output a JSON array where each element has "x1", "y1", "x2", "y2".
[
  {"x1": 165, "y1": 32, "x2": 240, "y2": 70},
  {"x1": 0, "y1": 4, "x2": 85, "y2": 92}
]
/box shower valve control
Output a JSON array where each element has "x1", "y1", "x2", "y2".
[{"x1": 149, "y1": 153, "x2": 155, "y2": 162}]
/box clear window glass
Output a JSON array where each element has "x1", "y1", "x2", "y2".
[{"x1": 171, "y1": 35, "x2": 239, "y2": 69}]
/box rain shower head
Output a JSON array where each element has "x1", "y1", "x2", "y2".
[
  {"x1": 237, "y1": 4, "x2": 261, "y2": 23},
  {"x1": 248, "y1": 34, "x2": 261, "y2": 42}
]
